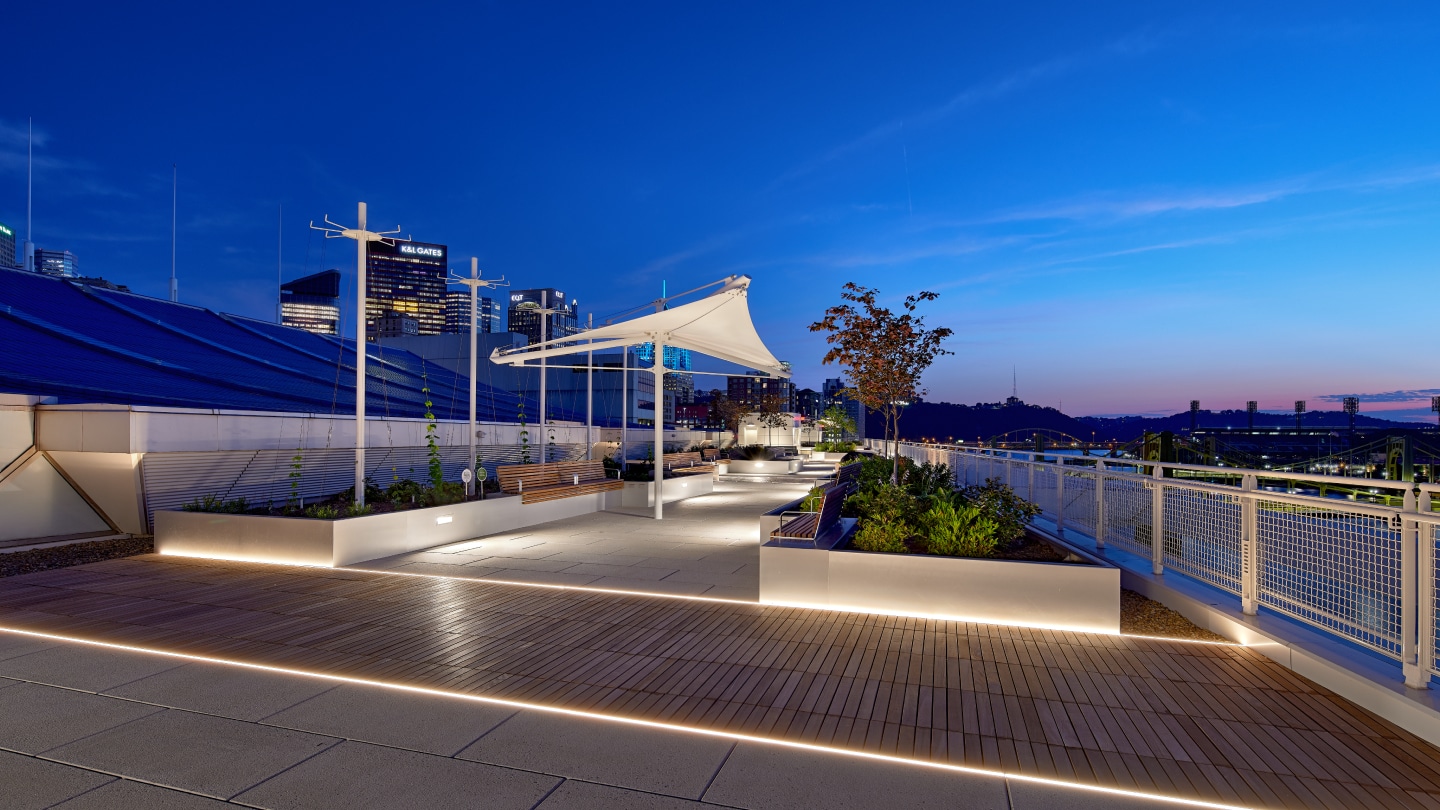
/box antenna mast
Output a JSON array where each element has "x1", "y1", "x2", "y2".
[
  {"x1": 24, "y1": 118, "x2": 33, "y2": 273},
  {"x1": 169, "y1": 165, "x2": 177, "y2": 302},
  {"x1": 311, "y1": 203, "x2": 408, "y2": 508},
  {"x1": 276, "y1": 203, "x2": 282, "y2": 323}
]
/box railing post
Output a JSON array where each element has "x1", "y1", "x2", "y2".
[
  {"x1": 1054, "y1": 456, "x2": 1065, "y2": 537},
  {"x1": 1027, "y1": 456, "x2": 1035, "y2": 504},
  {"x1": 1151, "y1": 463, "x2": 1165, "y2": 576},
  {"x1": 1403, "y1": 487, "x2": 1429, "y2": 688},
  {"x1": 1094, "y1": 460, "x2": 1106, "y2": 550},
  {"x1": 1241, "y1": 474, "x2": 1258, "y2": 615}
]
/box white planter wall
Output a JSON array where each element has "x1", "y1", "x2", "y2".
[
  {"x1": 760, "y1": 544, "x2": 1120, "y2": 634},
  {"x1": 608, "y1": 476, "x2": 714, "y2": 508},
  {"x1": 155, "y1": 493, "x2": 606, "y2": 567}
]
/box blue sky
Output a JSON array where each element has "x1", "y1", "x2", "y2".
[{"x1": 4, "y1": 3, "x2": 1439, "y2": 419}]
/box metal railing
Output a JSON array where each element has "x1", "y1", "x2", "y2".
[{"x1": 876, "y1": 440, "x2": 1440, "y2": 688}]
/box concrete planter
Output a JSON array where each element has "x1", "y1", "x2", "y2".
[
  {"x1": 807, "y1": 452, "x2": 852, "y2": 463},
  {"x1": 607, "y1": 476, "x2": 714, "y2": 508},
  {"x1": 723, "y1": 459, "x2": 794, "y2": 475},
  {"x1": 155, "y1": 493, "x2": 605, "y2": 567},
  {"x1": 759, "y1": 533, "x2": 1120, "y2": 634}
]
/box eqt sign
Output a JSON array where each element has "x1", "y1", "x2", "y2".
[{"x1": 398, "y1": 243, "x2": 445, "y2": 260}]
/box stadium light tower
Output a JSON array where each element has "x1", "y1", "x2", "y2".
[
  {"x1": 445, "y1": 258, "x2": 508, "y2": 497},
  {"x1": 1294, "y1": 400, "x2": 1306, "y2": 433},
  {"x1": 310, "y1": 203, "x2": 408, "y2": 508},
  {"x1": 1343, "y1": 396, "x2": 1359, "y2": 433},
  {"x1": 1432, "y1": 396, "x2": 1440, "y2": 430},
  {"x1": 1246, "y1": 400, "x2": 1258, "y2": 431}
]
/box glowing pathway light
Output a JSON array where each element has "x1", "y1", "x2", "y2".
[
  {"x1": 310, "y1": 203, "x2": 409, "y2": 508},
  {"x1": 491, "y1": 275, "x2": 788, "y2": 520}
]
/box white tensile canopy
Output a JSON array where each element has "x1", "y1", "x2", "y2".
[{"x1": 489, "y1": 275, "x2": 788, "y2": 519}]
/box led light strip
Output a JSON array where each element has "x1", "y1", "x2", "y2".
[
  {"x1": 0, "y1": 626, "x2": 1252, "y2": 809},
  {"x1": 158, "y1": 551, "x2": 1244, "y2": 647}
]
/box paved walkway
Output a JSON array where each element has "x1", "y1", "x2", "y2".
[
  {"x1": 4, "y1": 553, "x2": 1440, "y2": 808},
  {"x1": 358, "y1": 479, "x2": 816, "y2": 601}
]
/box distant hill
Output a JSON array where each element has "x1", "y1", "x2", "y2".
[{"x1": 877, "y1": 401, "x2": 1414, "y2": 444}]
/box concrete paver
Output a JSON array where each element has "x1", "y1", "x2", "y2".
[
  {"x1": 457, "y1": 710, "x2": 735, "y2": 798},
  {"x1": 103, "y1": 661, "x2": 336, "y2": 722},
  {"x1": 0, "y1": 643, "x2": 183, "y2": 692},
  {"x1": 50, "y1": 779, "x2": 234, "y2": 809},
  {"x1": 535, "y1": 780, "x2": 713, "y2": 809},
  {"x1": 0, "y1": 681, "x2": 162, "y2": 754},
  {"x1": 261, "y1": 682, "x2": 517, "y2": 756},
  {"x1": 0, "y1": 749, "x2": 113, "y2": 810},
  {"x1": 233, "y1": 740, "x2": 559, "y2": 810},
  {"x1": 44, "y1": 709, "x2": 339, "y2": 799}
]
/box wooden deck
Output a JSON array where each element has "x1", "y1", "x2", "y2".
[{"x1": 2, "y1": 554, "x2": 1439, "y2": 809}]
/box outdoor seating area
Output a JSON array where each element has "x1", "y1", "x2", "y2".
[
  {"x1": 497, "y1": 460, "x2": 623, "y2": 504},
  {"x1": 660, "y1": 451, "x2": 715, "y2": 476},
  {"x1": 770, "y1": 483, "x2": 848, "y2": 546}
]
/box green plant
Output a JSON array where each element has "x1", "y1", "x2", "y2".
[
  {"x1": 287, "y1": 446, "x2": 304, "y2": 511},
  {"x1": 952, "y1": 478, "x2": 1041, "y2": 547},
  {"x1": 852, "y1": 517, "x2": 909, "y2": 553},
  {"x1": 855, "y1": 455, "x2": 904, "y2": 493},
  {"x1": 847, "y1": 482, "x2": 918, "y2": 525},
  {"x1": 798, "y1": 485, "x2": 826, "y2": 512},
  {"x1": 386, "y1": 478, "x2": 425, "y2": 506},
  {"x1": 304, "y1": 503, "x2": 339, "y2": 519},
  {"x1": 339, "y1": 477, "x2": 383, "y2": 504},
  {"x1": 422, "y1": 376, "x2": 444, "y2": 491},
  {"x1": 517, "y1": 401, "x2": 531, "y2": 464},
  {"x1": 903, "y1": 461, "x2": 953, "y2": 499},
  {"x1": 423, "y1": 481, "x2": 465, "y2": 507},
  {"x1": 182, "y1": 494, "x2": 249, "y2": 514},
  {"x1": 345, "y1": 501, "x2": 374, "y2": 517},
  {"x1": 918, "y1": 498, "x2": 999, "y2": 557},
  {"x1": 731, "y1": 444, "x2": 771, "y2": 461}
]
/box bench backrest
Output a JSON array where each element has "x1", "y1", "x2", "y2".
[
  {"x1": 546, "y1": 460, "x2": 610, "y2": 484},
  {"x1": 497, "y1": 464, "x2": 561, "y2": 493},
  {"x1": 662, "y1": 452, "x2": 704, "y2": 466},
  {"x1": 835, "y1": 462, "x2": 861, "y2": 484},
  {"x1": 817, "y1": 484, "x2": 846, "y2": 531},
  {"x1": 700, "y1": 448, "x2": 719, "y2": 461}
]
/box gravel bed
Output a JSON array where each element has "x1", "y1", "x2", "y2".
[
  {"x1": 1121, "y1": 589, "x2": 1229, "y2": 642},
  {"x1": 0, "y1": 536, "x2": 154, "y2": 579}
]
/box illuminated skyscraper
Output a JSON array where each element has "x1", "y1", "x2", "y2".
[
  {"x1": 444, "y1": 291, "x2": 501, "y2": 334},
  {"x1": 365, "y1": 240, "x2": 447, "y2": 337},
  {"x1": 281, "y1": 269, "x2": 341, "y2": 335}
]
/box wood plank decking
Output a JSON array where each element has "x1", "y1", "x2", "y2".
[{"x1": 1, "y1": 554, "x2": 1439, "y2": 809}]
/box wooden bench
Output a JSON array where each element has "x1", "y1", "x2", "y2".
[
  {"x1": 661, "y1": 451, "x2": 715, "y2": 476},
  {"x1": 701, "y1": 448, "x2": 720, "y2": 462},
  {"x1": 771, "y1": 484, "x2": 846, "y2": 545},
  {"x1": 830, "y1": 461, "x2": 862, "y2": 493},
  {"x1": 497, "y1": 460, "x2": 623, "y2": 505}
]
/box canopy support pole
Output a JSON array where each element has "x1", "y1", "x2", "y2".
[
  {"x1": 621, "y1": 345, "x2": 628, "y2": 472},
  {"x1": 585, "y1": 313, "x2": 593, "y2": 460},
  {"x1": 653, "y1": 331, "x2": 666, "y2": 520},
  {"x1": 539, "y1": 291, "x2": 547, "y2": 463}
]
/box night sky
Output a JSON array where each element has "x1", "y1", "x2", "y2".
[{"x1": 4, "y1": 3, "x2": 1438, "y2": 418}]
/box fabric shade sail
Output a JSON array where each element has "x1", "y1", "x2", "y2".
[{"x1": 489, "y1": 275, "x2": 789, "y2": 378}]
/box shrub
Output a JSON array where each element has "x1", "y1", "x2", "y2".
[
  {"x1": 386, "y1": 478, "x2": 426, "y2": 506},
  {"x1": 181, "y1": 494, "x2": 249, "y2": 514},
  {"x1": 304, "y1": 503, "x2": 339, "y2": 519},
  {"x1": 345, "y1": 501, "x2": 374, "y2": 517},
  {"x1": 852, "y1": 517, "x2": 909, "y2": 553},
  {"x1": 730, "y1": 444, "x2": 772, "y2": 461},
  {"x1": 952, "y1": 478, "x2": 1041, "y2": 547},
  {"x1": 903, "y1": 461, "x2": 953, "y2": 498},
  {"x1": 339, "y1": 478, "x2": 384, "y2": 505},
  {"x1": 855, "y1": 455, "x2": 904, "y2": 492},
  {"x1": 798, "y1": 486, "x2": 825, "y2": 512},
  {"x1": 424, "y1": 481, "x2": 465, "y2": 507},
  {"x1": 919, "y1": 498, "x2": 999, "y2": 557}
]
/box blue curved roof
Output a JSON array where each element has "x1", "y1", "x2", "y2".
[{"x1": 0, "y1": 267, "x2": 570, "y2": 422}]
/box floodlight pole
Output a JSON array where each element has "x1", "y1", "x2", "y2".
[
  {"x1": 653, "y1": 331, "x2": 666, "y2": 520},
  {"x1": 586, "y1": 312, "x2": 593, "y2": 459},
  {"x1": 310, "y1": 202, "x2": 407, "y2": 508},
  {"x1": 446, "y1": 259, "x2": 508, "y2": 497},
  {"x1": 621, "y1": 346, "x2": 628, "y2": 471},
  {"x1": 540, "y1": 291, "x2": 548, "y2": 462}
]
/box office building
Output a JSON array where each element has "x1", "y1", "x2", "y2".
[
  {"x1": 0, "y1": 222, "x2": 14, "y2": 268},
  {"x1": 729, "y1": 370, "x2": 795, "y2": 412},
  {"x1": 365, "y1": 240, "x2": 447, "y2": 337},
  {"x1": 443, "y1": 291, "x2": 502, "y2": 335},
  {"x1": 281, "y1": 269, "x2": 341, "y2": 335},
  {"x1": 507, "y1": 288, "x2": 577, "y2": 345},
  {"x1": 636, "y1": 343, "x2": 694, "y2": 404},
  {"x1": 823, "y1": 377, "x2": 865, "y2": 440},
  {"x1": 373, "y1": 310, "x2": 420, "y2": 338},
  {"x1": 34, "y1": 248, "x2": 78, "y2": 278},
  {"x1": 795, "y1": 387, "x2": 823, "y2": 421}
]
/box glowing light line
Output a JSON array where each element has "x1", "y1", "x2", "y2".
[{"x1": 0, "y1": 626, "x2": 1253, "y2": 810}]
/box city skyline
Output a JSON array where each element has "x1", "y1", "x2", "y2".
[{"x1": 3, "y1": 4, "x2": 1438, "y2": 418}]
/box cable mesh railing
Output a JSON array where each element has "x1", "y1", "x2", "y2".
[{"x1": 890, "y1": 442, "x2": 1439, "y2": 685}]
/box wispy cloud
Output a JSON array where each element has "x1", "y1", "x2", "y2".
[
  {"x1": 1318, "y1": 389, "x2": 1440, "y2": 404},
  {"x1": 0, "y1": 117, "x2": 134, "y2": 198},
  {"x1": 768, "y1": 31, "x2": 1162, "y2": 190}
]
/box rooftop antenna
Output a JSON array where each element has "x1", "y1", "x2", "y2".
[
  {"x1": 169, "y1": 165, "x2": 177, "y2": 302},
  {"x1": 310, "y1": 203, "x2": 409, "y2": 508},
  {"x1": 24, "y1": 118, "x2": 33, "y2": 273},
  {"x1": 445, "y1": 258, "x2": 508, "y2": 497},
  {"x1": 276, "y1": 203, "x2": 282, "y2": 323},
  {"x1": 1012, "y1": 366, "x2": 1016, "y2": 399}
]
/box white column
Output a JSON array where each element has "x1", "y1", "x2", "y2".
[
  {"x1": 1151, "y1": 464, "x2": 1165, "y2": 575},
  {"x1": 354, "y1": 202, "x2": 367, "y2": 507},
  {"x1": 653, "y1": 332, "x2": 666, "y2": 520},
  {"x1": 1094, "y1": 460, "x2": 1106, "y2": 550},
  {"x1": 1403, "y1": 487, "x2": 1427, "y2": 688},
  {"x1": 586, "y1": 313, "x2": 593, "y2": 460},
  {"x1": 467, "y1": 257, "x2": 478, "y2": 498},
  {"x1": 620, "y1": 345, "x2": 628, "y2": 472},
  {"x1": 539, "y1": 291, "x2": 547, "y2": 463},
  {"x1": 1241, "y1": 473, "x2": 1258, "y2": 614},
  {"x1": 1054, "y1": 456, "x2": 1065, "y2": 536}
]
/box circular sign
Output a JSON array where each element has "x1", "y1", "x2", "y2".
[
  {"x1": 461, "y1": 469, "x2": 473, "y2": 483},
  {"x1": 476, "y1": 467, "x2": 489, "y2": 481}
]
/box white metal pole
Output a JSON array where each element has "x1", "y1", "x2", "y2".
[
  {"x1": 24, "y1": 118, "x2": 32, "y2": 274},
  {"x1": 468, "y1": 257, "x2": 478, "y2": 498},
  {"x1": 653, "y1": 332, "x2": 665, "y2": 521},
  {"x1": 276, "y1": 203, "x2": 283, "y2": 323},
  {"x1": 586, "y1": 312, "x2": 593, "y2": 460},
  {"x1": 170, "y1": 165, "x2": 178, "y2": 302},
  {"x1": 539, "y1": 291, "x2": 547, "y2": 463},
  {"x1": 355, "y1": 202, "x2": 367, "y2": 508},
  {"x1": 621, "y1": 345, "x2": 628, "y2": 472}
]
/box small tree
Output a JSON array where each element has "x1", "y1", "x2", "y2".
[
  {"x1": 820, "y1": 403, "x2": 856, "y2": 444},
  {"x1": 756, "y1": 393, "x2": 791, "y2": 443},
  {"x1": 709, "y1": 389, "x2": 744, "y2": 445},
  {"x1": 810, "y1": 283, "x2": 952, "y2": 484}
]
